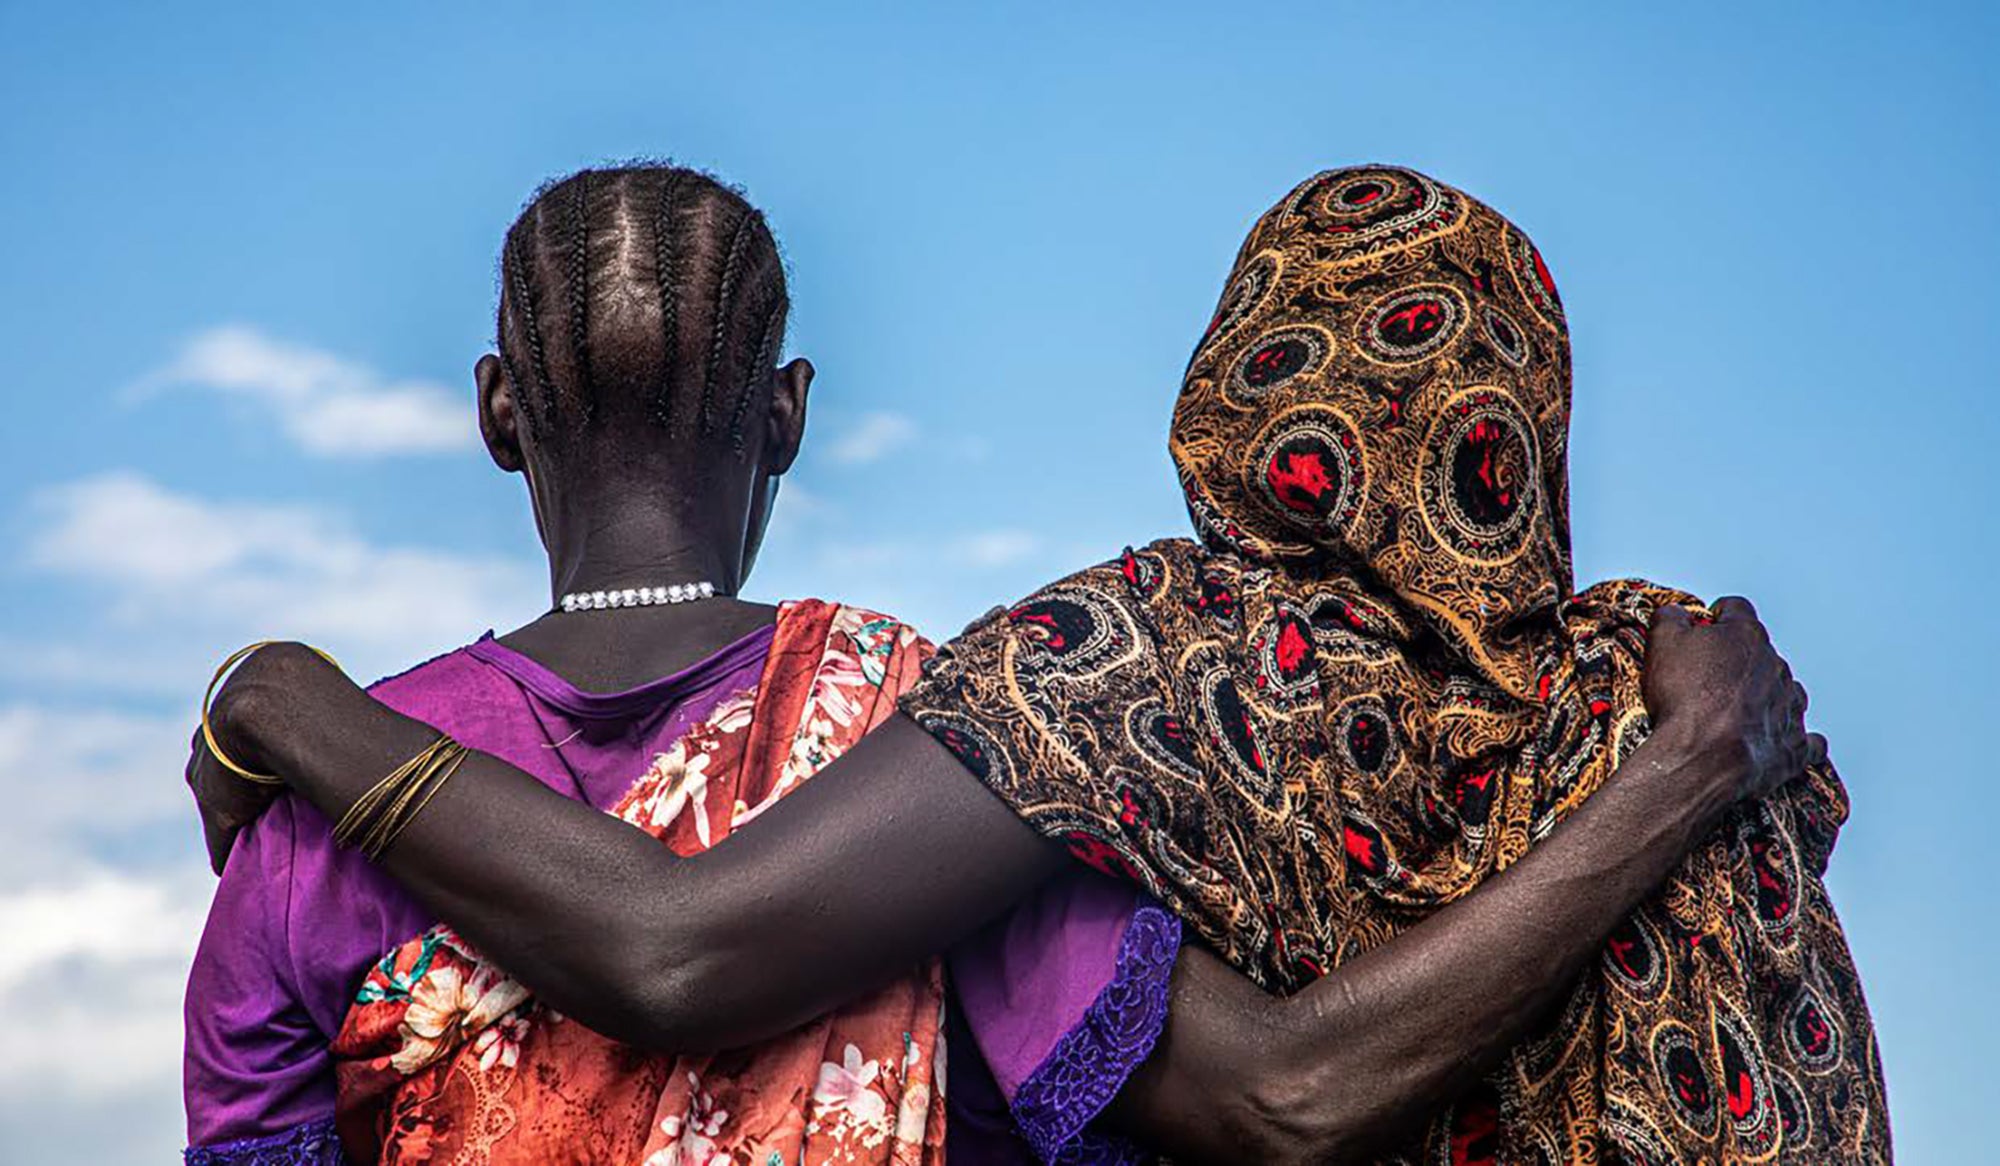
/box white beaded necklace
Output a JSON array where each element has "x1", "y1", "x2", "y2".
[{"x1": 559, "y1": 582, "x2": 717, "y2": 613}]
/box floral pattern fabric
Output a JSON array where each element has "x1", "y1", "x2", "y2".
[
  {"x1": 332, "y1": 601, "x2": 948, "y2": 1166},
  {"x1": 905, "y1": 168, "x2": 1889, "y2": 1162}
]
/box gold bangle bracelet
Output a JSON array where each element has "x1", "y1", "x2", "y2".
[
  {"x1": 332, "y1": 734, "x2": 449, "y2": 845},
  {"x1": 360, "y1": 743, "x2": 467, "y2": 860},
  {"x1": 200, "y1": 641, "x2": 341, "y2": 786},
  {"x1": 333, "y1": 734, "x2": 468, "y2": 860}
]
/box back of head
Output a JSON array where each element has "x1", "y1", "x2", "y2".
[{"x1": 496, "y1": 164, "x2": 788, "y2": 474}]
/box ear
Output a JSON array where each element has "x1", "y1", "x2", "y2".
[
  {"x1": 764, "y1": 357, "x2": 813, "y2": 475},
  {"x1": 475, "y1": 354, "x2": 525, "y2": 473}
]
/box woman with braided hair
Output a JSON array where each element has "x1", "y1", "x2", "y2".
[
  {"x1": 188, "y1": 166, "x2": 1877, "y2": 1163},
  {"x1": 184, "y1": 164, "x2": 970, "y2": 1165}
]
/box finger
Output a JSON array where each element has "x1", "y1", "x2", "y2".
[
  {"x1": 188, "y1": 746, "x2": 227, "y2": 872},
  {"x1": 1650, "y1": 604, "x2": 1695, "y2": 634},
  {"x1": 1791, "y1": 679, "x2": 1810, "y2": 717},
  {"x1": 203, "y1": 814, "x2": 239, "y2": 876},
  {"x1": 1806, "y1": 732, "x2": 1829, "y2": 768},
  {"x1": 1713, "y1": 595, "x2": 1761, "y2": 625},
  {"x1": 191, "y1": 745, "x2": 257, "y2": 828},
  {"x1": 190, "y1": 748, "x2": 253, "y2": 875},
  {"x1": 185, "y1": 726, "x2": 209, "y2": 790}
]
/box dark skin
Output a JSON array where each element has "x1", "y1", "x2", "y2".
[{"x1": 191, "y1": 350, "x2": 1822, "y2": 1163}]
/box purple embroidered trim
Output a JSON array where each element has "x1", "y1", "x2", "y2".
[
  {"x1": 1052, "y1": 1128, "x2": 1155, "y2": 1166},
  {"x1": 1011, "y1": 902, "x2": 1181, "y2": 1165},
  {"x1": 184, "y1": 1116, "x2": 346, "y2": 1166}
]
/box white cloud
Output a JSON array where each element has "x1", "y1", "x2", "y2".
[
  {"x1": 0, "y1": 704, "x2": 213, "y2": 1108},
  {"x1": 30, "y1": 471, "x2": 332, "y2": 588},
  {"x1": 27, "y1": 472, "x2": 542, "y2": 677},
  {"x1": 0, "y1": 871, "x2": 204, "y2": 998},
  {"x1": 0, "y1": 869, "x2": 209, "y2": 1097},
  {"x1": 137, "y1": 325, "x2": 473, "y2": 458},
  {"x1": 824, "y1": 412, "x2": 918, "y2": 466},
  {"x1": 0, "y1": 704, "x2": 195, "y2": 883}
]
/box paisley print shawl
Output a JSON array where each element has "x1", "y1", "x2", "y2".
[
  {"x1": 904, "y1": 167, "x2": 1889, "y2": 1163},
  {"x1": 331, "y1": 601, "x2": 948, "y2": 1166}
]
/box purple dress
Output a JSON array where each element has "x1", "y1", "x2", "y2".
[
  {"x1": 183, "y1": 625, "x2": 1178, "y2": 1164},
  {"x1": 946, "y1": 878, "x2": 1181, "y2": 1166}
]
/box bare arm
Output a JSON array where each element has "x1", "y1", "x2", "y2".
[
  {"x1": 205, "y1": 681, "x2": 1066, "y2": 1050},
  {"x1": 190, "y1": 600, "x2": 1811, "y2": 1156}
]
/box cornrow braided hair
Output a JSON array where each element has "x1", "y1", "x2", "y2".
[
  {"x1": 650, "y1": 169, "x2": 690, "y2": 435},
  {"x1": 730, "y1": 280, "x2": 790, "y2": 453},
  {"x1": 701, "y1": 205, "x2": 758, "y2": 438},
  {"x1": 494, "y1": 235, "x2": 536, "y2": 446},
  {"x1": 564, "y1": 173, "x2": 594, "y2": 423},
  {"x1": 494, "y1": 162, "x2": 787, "y2": 457},
  {"x1": 502, "y1": 221, "x2": 555, "y2": 443}
]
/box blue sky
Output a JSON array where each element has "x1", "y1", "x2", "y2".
[{"x1": 1, "y1": 3, "x2": 1992, "y2": 1159}]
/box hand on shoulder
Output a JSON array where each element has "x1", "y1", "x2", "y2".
[
  {"x1": 1641, "y1": 595, "x2": 1827, "y2": 827},
  {"x1": 188, "y1": 641, "x2": 353, "y2": 874}
]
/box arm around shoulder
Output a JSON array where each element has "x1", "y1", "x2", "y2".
[
  {"x1": 1106, "y1": 721, "x2": 1758, "y2": 1163},
  {"x1": 203, "y1": 648, "x2": 1065, "y2": 1053}
]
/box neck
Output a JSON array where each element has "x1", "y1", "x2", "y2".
[{"x1": 537, "y1": 488, "x2": 740, "y2": 606}]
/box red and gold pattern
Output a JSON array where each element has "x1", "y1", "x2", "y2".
[
  {"x1": 333, "y1": 601, "x2": 947, "y2": 1166},
  {"x1": 905, "y1": 168, "x2": 1889, "y2": 1162}
]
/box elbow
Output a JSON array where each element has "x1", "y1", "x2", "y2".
[
  {"x1": 1193, "y1": 1020, "x2": 1354, "y2": 1165},
  {"x1": 601, "y1": 907, "x2": 820, "y2": 1055},
  {"x1": 1231, "y1": 1006, "x2": 1417, "y2": 1164},
  {"x1": 596, "y1": 936, "x2": 743, "y2": 1054},
  {"x1": 535, "y1": 911, "x2": 739, "y2": 1054},
  {"x1": 1232, "y1": 1066, "x2": 1367, "y2": 1166},
  {"x1": 1235, "y1": 1077, "x2": 1405, "y2": 1166}
]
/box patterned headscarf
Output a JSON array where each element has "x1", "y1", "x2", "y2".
[
  {"x1": 1173, "y1": 167, "x2": 1572, "y2": 701},
  {"x1": 905, "y1": 167, "x2": 1888, "y2": 1162}
]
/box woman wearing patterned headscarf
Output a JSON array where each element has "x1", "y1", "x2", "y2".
[
  {"x1": 191, "y1": 167, "x2": 1878, "y2": 1163},
  {"x1": 903, "y1": 167, "x2": 1891, "y2": 1161}
]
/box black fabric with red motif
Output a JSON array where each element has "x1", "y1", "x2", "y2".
[{"x1": 904, "y1": 167, "x2": 1888, "y2": 1162}]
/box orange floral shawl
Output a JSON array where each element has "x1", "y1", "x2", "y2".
[{"x1": 330, "y1": 601, "x2": 947, "y2": 1166}]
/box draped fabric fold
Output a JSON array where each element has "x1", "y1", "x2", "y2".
[{"x1": 905, "y1": 167, "x2": 1889, "y2": 1162}]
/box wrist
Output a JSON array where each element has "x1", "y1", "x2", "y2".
[{"x1": 1636, "y1": 713, "x2": 1746, "y2": 832}]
